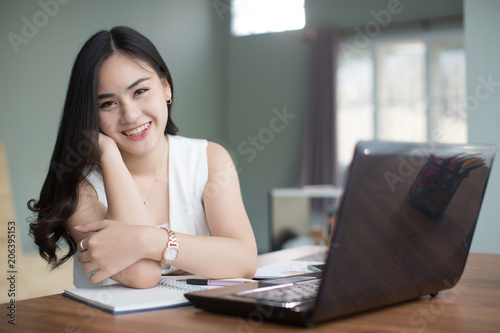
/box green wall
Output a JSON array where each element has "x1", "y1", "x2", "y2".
[
  {"x1": 464, "y1": 0, "x2": 500, "y2": 253},
  {"x1": 226, "y1": 0, "x2": 465, "y2": 252},
  {"x1": 2, "y1": 0, "x2": 498, "y2": 255},
  {"x1": 0, "y1": 0, "x2": 225, "y2": 251}
]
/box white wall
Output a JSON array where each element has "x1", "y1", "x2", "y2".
[{"x1": 465, "y1": 0, "x2": 500, "y2": 253}]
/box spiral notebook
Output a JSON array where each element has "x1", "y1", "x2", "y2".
[{"x1": 63, "y1": 278, "x2": 209, "y2": 314}]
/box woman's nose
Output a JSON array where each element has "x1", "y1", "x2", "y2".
[{"x1": 119, "y1": 100, "x2": 141, "y2": 124}]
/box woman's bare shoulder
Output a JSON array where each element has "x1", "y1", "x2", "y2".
[{"x1": 206, "y1": 141, "x2": 232, "y2": 163}]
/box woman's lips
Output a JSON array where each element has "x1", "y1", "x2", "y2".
[
  {"x1": 121, "y1": 122, "x2": 152, "y2": 140},
  {"x1": 122, "y1": 122, "x2": 151, "y2": 136}
]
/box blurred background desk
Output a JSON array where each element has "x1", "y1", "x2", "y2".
[{"x1": 269, "y1": 186, "x2": 343, "y2": 250}]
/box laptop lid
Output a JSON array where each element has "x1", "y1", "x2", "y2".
[
  {"x1": 186, "y1": 141, "x2": 495, "y2": 326},
  {"x1": 312, "y1": 141, "x2": 495, "y2": 322}
]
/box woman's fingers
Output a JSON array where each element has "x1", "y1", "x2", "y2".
[
  {"x1": 74, "y1": 220, "x2": 109, "y2": 234},
  {"x1": 89, "y1": 270, "x2": 110, "y2": 284},
  {"x1": 81, "y1": 262, "x2": 99, "y2": 274},
  {"x1": 98, "y1": 132, "x2": 118, "y2": 158},
  {"x1": 77, "y1": 251, "x2": 90, "y2": 263},
  {"x1": 75, "y1": 220, "x2": 147, "y2": 283}
]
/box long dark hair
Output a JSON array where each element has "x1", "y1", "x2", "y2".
[{"x1": 28, "y1": 26, "x2": 179, "y2": 269}]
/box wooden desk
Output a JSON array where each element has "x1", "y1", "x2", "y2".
[{"x1": 2, "y1": 247, "x2": 499, "y2": 332}]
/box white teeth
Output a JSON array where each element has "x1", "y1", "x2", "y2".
[{"x1": 124, "y1": 123, "x2": 150, "y2": 136}]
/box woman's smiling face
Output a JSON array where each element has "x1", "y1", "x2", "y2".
[{"x1": 97, "y1": 53, "x2": 171, "y2": 156}]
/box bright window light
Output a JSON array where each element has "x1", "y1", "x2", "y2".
[
  {"x1": 336, "y1": 33, "x2": 466, "y2": 170},
  {"x1": 231, "y1": 0, "x2": 306, "y2": 37}
]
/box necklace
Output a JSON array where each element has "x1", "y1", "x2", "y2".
[{"x1": 144, "y1": 141, "x2": 167, "y2": 208}]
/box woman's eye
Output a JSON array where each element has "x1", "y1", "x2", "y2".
[
  {"x1": 99, "y1": 101, "x2": 115, "y2": 109},
  {"x1": 135, "y1": 88, "x2": 149, "y2": 96}
]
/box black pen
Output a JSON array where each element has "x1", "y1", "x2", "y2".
[{"x1": 186, "y1": 279, "x2": 249, "y2": 286}]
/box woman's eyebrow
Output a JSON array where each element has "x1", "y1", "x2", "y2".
[
  {"x1": 127, "y1": 77, "x2": 151, "y2": 90},
  {"x1": 97, "y1": 77, "x2": 151, "y2": 99}
]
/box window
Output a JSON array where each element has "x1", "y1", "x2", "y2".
[
  {"x1": 231, "y1": 0, "x2": 306, "y2": 37},
  {"x1": 377, "y1": 42, "x2": 427, "y2": 142},
  {"x1": 337, "y1": 50, "x2": 374, "y2": 167},
  {"x1": 336, "y1": 30, "x2": 466, "y2": 168}
]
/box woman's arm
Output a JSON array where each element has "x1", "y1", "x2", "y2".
[
  {"x1": 66, "y1": 183, "x2": 162, "y2": 288},
  {"x1": 73, "y1": 140, "x2": 257, "y2": 284},
  {"x1": 134, "y1": 142, "x2": 258, "y2": 278},
  {"x1": 66, "y1": 134, "x2": 162, "y2": 288},
  {"x1": 96, "y1": 135, "x2": 164, "y2": 287},
  {"x1": 170, "y1": 142, "x2": 258, "y2": 278},
  {"x1": 98, "y1": 133, "x2": 153, "y2": 224}
]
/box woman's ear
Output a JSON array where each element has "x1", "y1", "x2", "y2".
[{"x1": 162, "y1": 78, "x2": 171, "y2": 101}]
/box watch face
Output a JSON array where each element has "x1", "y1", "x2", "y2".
[{"x1": 164, "y1": 247, "x2": 178, "y2": 261}]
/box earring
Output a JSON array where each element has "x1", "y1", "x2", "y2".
[{"x1": 167, "y1": 98, "x2": 172, "y2": 105}]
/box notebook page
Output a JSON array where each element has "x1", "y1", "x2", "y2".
[{"x1": 63, "y1": 279, "x2": 207, "y2": 314}]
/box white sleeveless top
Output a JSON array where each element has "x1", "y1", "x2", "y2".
[{"x1": 73, "y1": 135, "x2": 211, "y2": 288}]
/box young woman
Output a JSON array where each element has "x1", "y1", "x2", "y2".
[{"x1": 28, "y1": 26, "x2": 257, "y2": 289}]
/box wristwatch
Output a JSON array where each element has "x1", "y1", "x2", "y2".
[{"x1": 160, "y1": 228, "x2": 179, "y2": 263}]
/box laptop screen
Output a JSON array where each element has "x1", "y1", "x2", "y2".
[{"x1": 314, "y1": 141, "x2": 495, "y2": 321}]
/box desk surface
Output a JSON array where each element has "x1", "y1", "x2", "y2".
[{"x1": 2, "y1": 247, "x2": 500, "y2": 332}]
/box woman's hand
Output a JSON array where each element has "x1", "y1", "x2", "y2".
[
  {"x1": 97, "y1": 132, "x2": 119, "y2": 162},
  {"x1": 75, "y1": 220, "x2": 151, "y2": 284}
]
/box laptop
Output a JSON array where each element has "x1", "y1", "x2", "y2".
[{"x1": 185, "y1": 141, "x2": 496, "y2": 327}]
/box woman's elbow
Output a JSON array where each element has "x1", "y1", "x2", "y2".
[
  {"x1": 242, "y1": 253, "x2": 258, "y2": 279},
  {"x1": 113, "y1": 260, "x2": 162, "y2": 289},
  {"x1": 128, "y1": 272, "x2": 161, "y2": 289},
  {"x1": 242, "y1": 268, "x2": 257, "y2": 280}
]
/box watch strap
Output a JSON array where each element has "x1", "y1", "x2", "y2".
[{"x1": 160, "y1": 227, "x2": 178, "y2": 263}]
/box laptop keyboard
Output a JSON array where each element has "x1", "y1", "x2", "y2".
[{"x1": 236, "y1": 279, "x2": 321, "y2": 305}]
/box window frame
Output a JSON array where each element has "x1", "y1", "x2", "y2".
[{"x1": 336, "y1": 27, "x2": 466, "y2": 168}]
